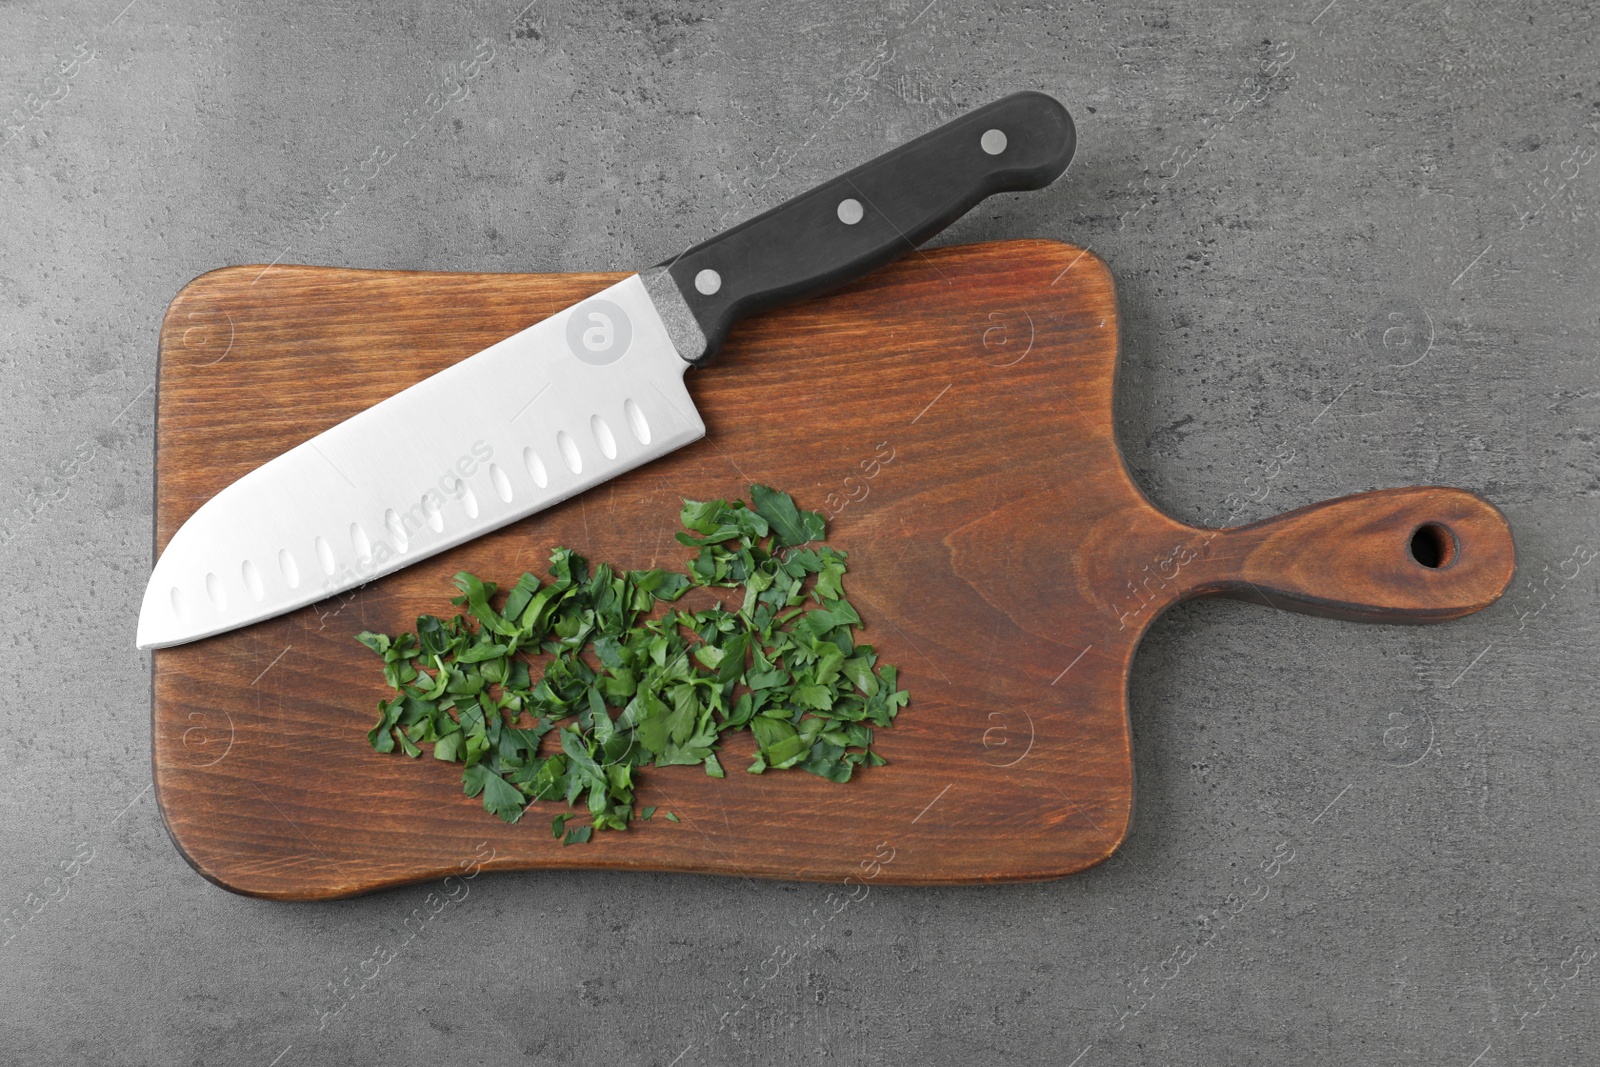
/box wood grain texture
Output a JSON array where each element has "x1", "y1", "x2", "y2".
[{"x1": 150, "y1": 239, "x2": 1516, "y2": 900}]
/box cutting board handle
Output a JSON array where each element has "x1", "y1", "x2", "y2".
[{"x1": 1191, "y1": 487, "x2": 1515, "y2": 623}]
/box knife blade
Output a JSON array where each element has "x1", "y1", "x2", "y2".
[{"x1": 137, "y1": 90, "x2": 1076, "y2": 649}]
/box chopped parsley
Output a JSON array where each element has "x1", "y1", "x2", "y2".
[{"x1": 357, "y1": 485, "x2": 908, "y2": 840}]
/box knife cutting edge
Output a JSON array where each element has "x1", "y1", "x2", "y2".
[{"x1": 136, "y1": 91, "x2": 1076, "y2": 650}]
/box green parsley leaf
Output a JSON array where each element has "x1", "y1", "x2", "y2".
[
  {"x1": 355, "y1": 631, "x2": 391, "y2": 655},
  {"x1": 750, "y1": 484, "x2": 824, "y2": 547},
  {"x1": 357, "y1": 485, "x2": 910, "y2": 842},
  {"x1": 462, "y1": 764, "x2": 526, "y2": 823}
]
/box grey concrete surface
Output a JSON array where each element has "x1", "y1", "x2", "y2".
[{"x1": 2, "y1": 0, "x2": 1596, "y2": 1063}]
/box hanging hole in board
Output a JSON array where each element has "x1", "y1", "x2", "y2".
[{"x1": 1408, "y1": 523, "x2": 1456, "y2": 569}]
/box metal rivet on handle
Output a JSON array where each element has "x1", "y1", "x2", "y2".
[
  {"x1": 981, "y1": 128, "x2": 1007, "y2": 155},
  {"x1": 694, "y1": 268, "x2": 721, "y2": 295},
  {"x1": 837, "y1": 197, "x2": 864, "y2": 225}
]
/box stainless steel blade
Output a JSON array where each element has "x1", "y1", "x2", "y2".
[{"x1": 137, "y1": 274, "x2": 705, "y2": 650}]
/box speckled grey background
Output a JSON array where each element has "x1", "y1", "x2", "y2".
[{"x1": 2, "y1": 1, "x2": 1596, "y2": 1063}]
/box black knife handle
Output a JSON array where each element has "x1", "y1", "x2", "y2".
[{"x1": 655, "y1": 90, "x2": 1075, "y2": 364}]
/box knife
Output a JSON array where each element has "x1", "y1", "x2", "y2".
[{"x1": 137, "y1": 91, "x2": 1076, "y2": 650}]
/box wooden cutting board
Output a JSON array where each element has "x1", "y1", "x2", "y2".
[{"x1": 151, "y1": 239, "x2": 1515, "y2": 900}]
